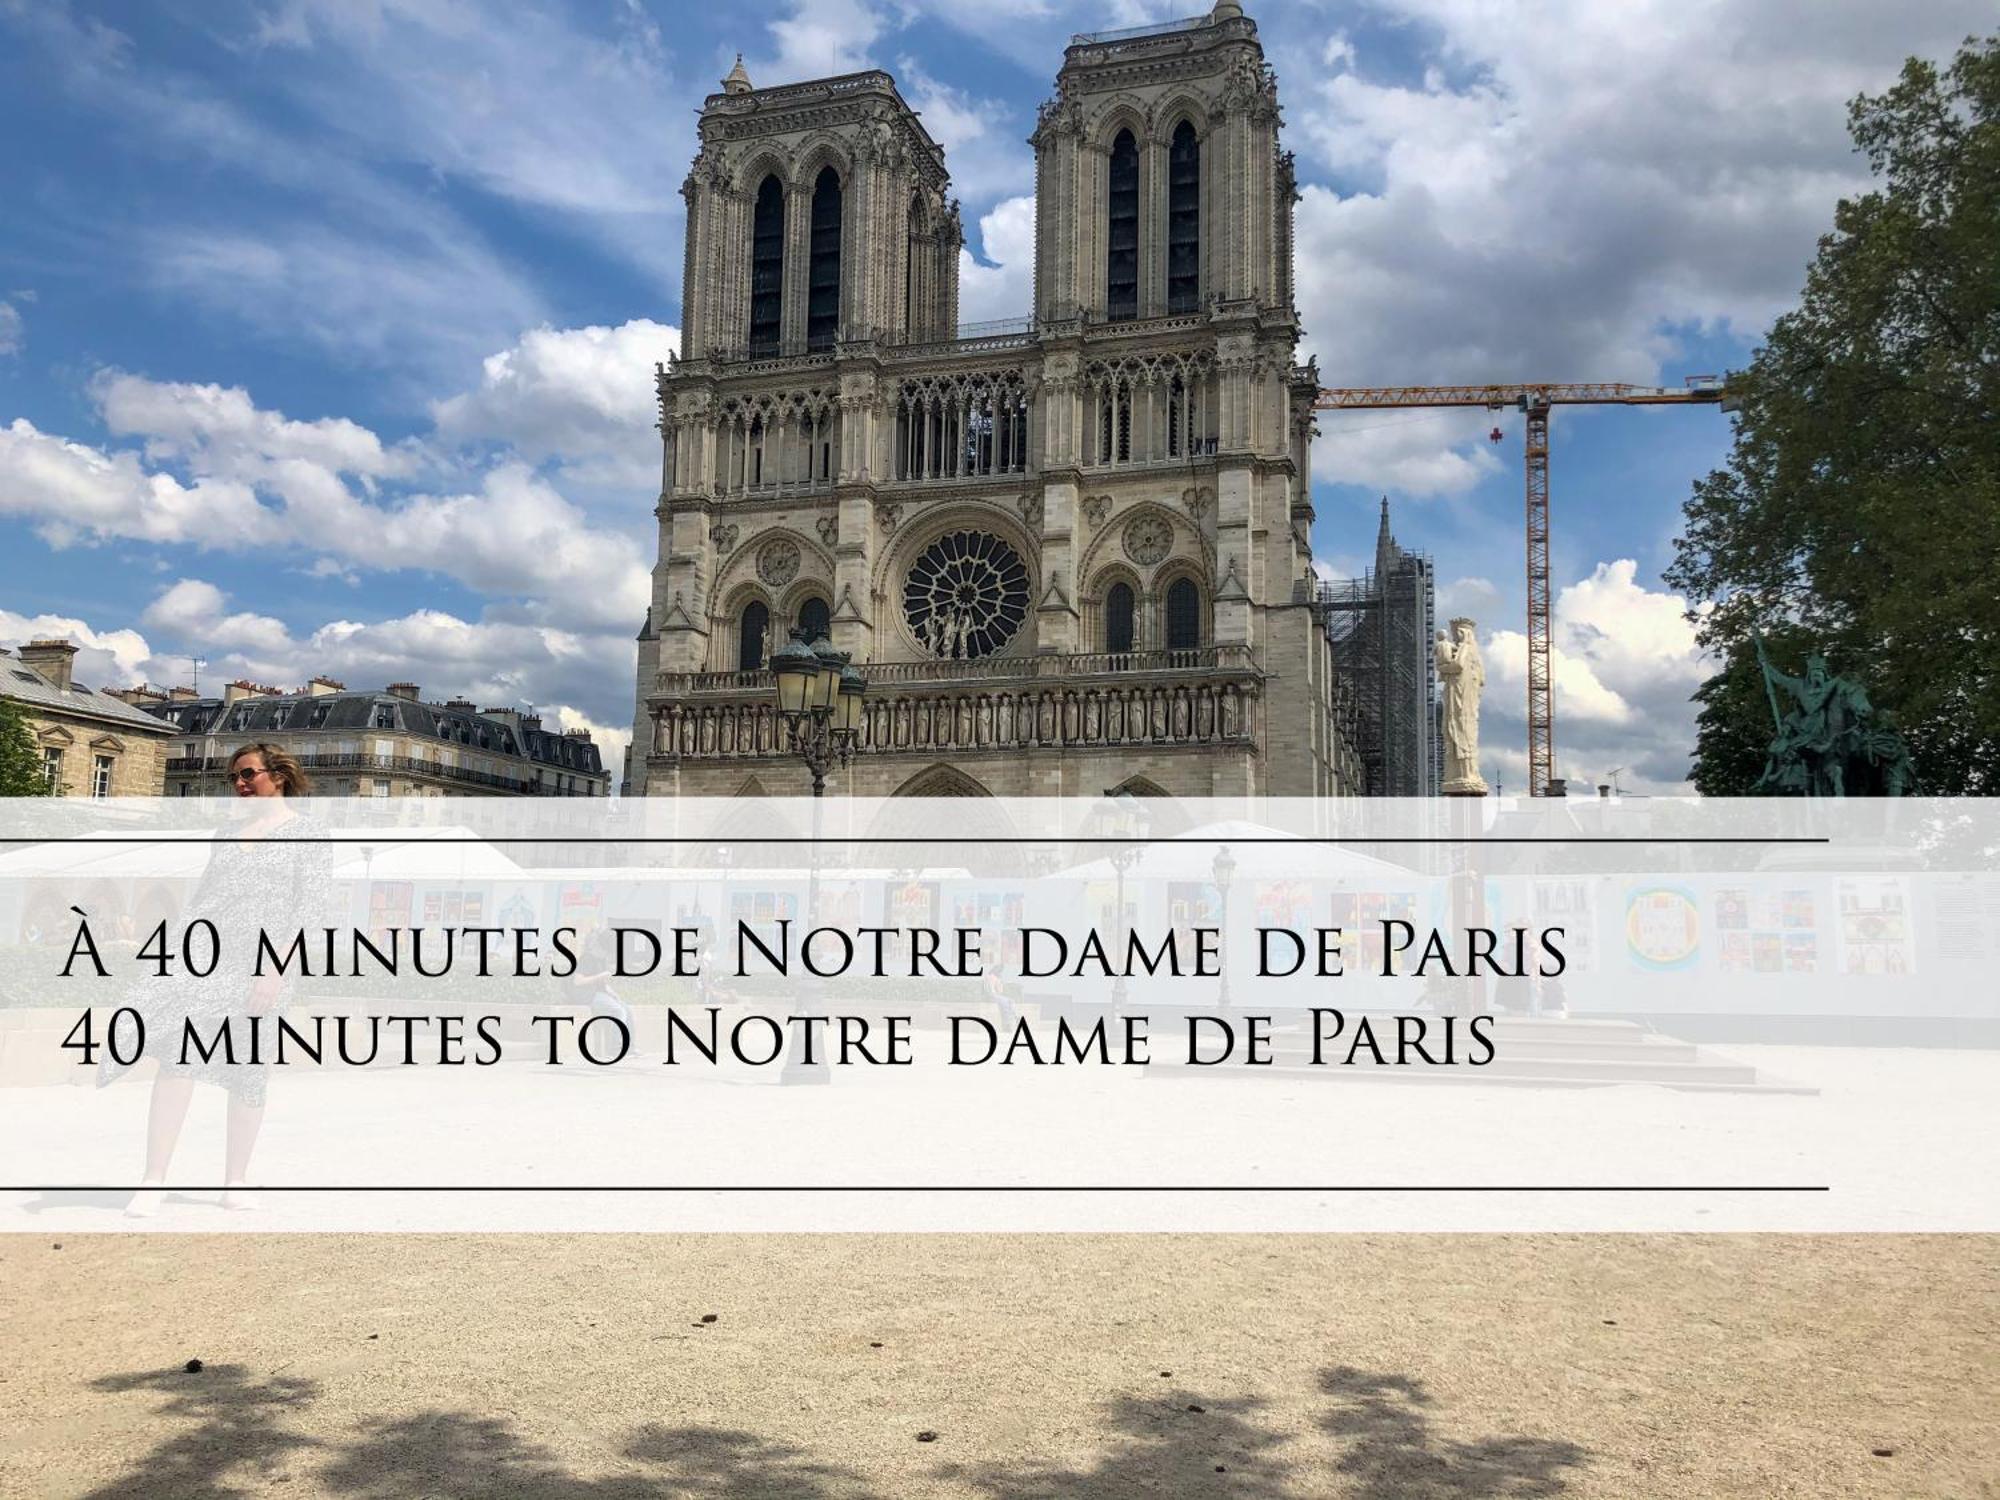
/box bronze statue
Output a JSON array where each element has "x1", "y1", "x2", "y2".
[{"x1": 1751, "y1": 632, "x2": 1915, "y2": 796}]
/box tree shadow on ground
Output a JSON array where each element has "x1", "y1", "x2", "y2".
[
  {"x1": 81, "y1": 1363, "x2": 322, "y2": 1500},
  {"x1": 318, "y1": 1414, "x2": 877, "y2": 1499},
  {"x1": 1320, "y1": 1366, "x2": 1588, "y2": 1498},
  {"x1": 939, "y1": 1386, "x2": 1296, "y2": 1497},
  {"x1": 78, "y1": 1370, "x2": 875, "y2": 1500},
  {"x1": 75, "y1": 1359, "x2": 1588, "y2": 1498}
]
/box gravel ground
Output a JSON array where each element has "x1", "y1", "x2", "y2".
[{"x1": 1, "y1": 1234, "x2": 1994, "y2": 1498}]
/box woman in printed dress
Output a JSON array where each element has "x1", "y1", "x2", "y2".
[{"x1": 114, "y1": 743, "x2": 333, "y2": 1216}]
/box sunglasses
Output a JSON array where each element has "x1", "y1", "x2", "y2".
[{"x1": 229, "y1": 767, "x2": 271, "y2": 783}]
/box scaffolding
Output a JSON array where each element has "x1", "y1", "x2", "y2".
[{"x1": 1319, "y1": 501, "x2": 1439, "y2": 797}]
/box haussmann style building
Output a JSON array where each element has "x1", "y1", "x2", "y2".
[
  {"x1": 629, "y1": 2, "x2": 1364, "y2": 799},
  {"x1": 116, "y1": 680, "x2": 609, "y2": 798}
]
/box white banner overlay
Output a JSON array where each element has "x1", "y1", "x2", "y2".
[{"x1": 0, "y1": 796, "x2": 1993, "y2": 1231}]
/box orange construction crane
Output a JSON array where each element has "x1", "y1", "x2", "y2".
[{"x1": 1313, "y1": 379, "x2": 1730, "y2": 797}]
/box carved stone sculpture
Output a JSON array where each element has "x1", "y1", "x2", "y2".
[{"x1": 1436, "y1": 618, "x2": 1487, "y2": 795}]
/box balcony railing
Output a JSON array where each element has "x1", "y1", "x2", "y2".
[
  {"x1": 165, "y1": 752, "x2": 603, "y2": 796},
  {"x1": 650, "y1": 648, "x2": 1254, "y2": 762},
  {"x1": 663, "y1": 647, "x2": 1227, "y2": 697}
]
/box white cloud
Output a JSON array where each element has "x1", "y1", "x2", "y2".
[
  {"x1": 1437, "y1": 575, "x2": 1500, "y2": 622},
  {"x1": 1310, "y1": 407, "x2": 1502, "y2": 498},
  {"x1": 119, "y1": 580, "x2": 637, "y2": 757},
  {"x1": 0, "y1": 608, "x2": 164, "y2": 690},
  {"x1": 431, "y1": 319, "x2": 679, "y2": 489},
  {"x1": 1284, "y1": 0, "x2": 1989, "y2": 486},
  {"x1": 0, "y1": 300, "x2": 22, "y2": 356},
  {"x1": 758, "y1": 0, "x2": 886, "y2": 83},
  {"x1": 1479, "y1": 559, "x2": 1713, "y2": 793},
  {"x1": 0, "y1": 417, "x2": 273, "y2": 549},
  {"x1": 140, "y1": 578, "x2": 289, "y2": 653},
  {"x1": 958, "y1": 196, "x2": 1037, "y2": 325},
  {"x1": 94, "y1": 370, "x2": 416, "y2": 483},
  {"x1": 0, "y1": 378, "x2": 651, "y2": 629},
  {"x1": 896, "y1": 56, "x2": 1031, "y2": 207}
]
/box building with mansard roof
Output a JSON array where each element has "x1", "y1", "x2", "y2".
[
  {"x1": 629, "y1": 2, "x2": 1363, "y2": 799},
  {"x1": 118, "y1": 679, "x2": 608, "y2": 798},
  {"x1": 2, "y1": 641, "x2": 174, "y2": 797}
]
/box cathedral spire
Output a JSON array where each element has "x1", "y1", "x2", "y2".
[{"x1": 721, "y1": 54, "x2": 752, "y2": 94}]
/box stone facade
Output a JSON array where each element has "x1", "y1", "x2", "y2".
[
  {"x1": 2, "y1": 641, "x2": 172, "y2": 797},
  {"x1": 631, "y1": 3, "x2": 1360, "y2": 799}
]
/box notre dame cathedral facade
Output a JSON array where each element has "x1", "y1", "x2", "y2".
[{"x1": 628, "y1": 2, "x2": 1364, "y2": 799}]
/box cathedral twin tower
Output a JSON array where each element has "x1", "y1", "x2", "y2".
[{"x1": 630, "y1": 2, "x2": 1364, "y2": 800}]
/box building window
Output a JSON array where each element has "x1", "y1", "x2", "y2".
[
  {"x1": 905, "y1": 192, "x2": 927, "y2": 331},
  {"x1": 739, "y1": 600, "x2": 770, "y2": 672},
  {"x1": 42, "y1": 747, "x2": 63, "y2": 792},
  {"x1": 749, "y1": 173, "x2": 785, "y2": 352},
  {"x1": 807, "y1": 166, "x2": 842, "y2": 350},
  {"x1": 1165, "y1": 577, "x2": 1202, "y2": 651},
  {"x1": 1106, "y1": 129, "x2": 1139, "y2": 321},
  {"x1": 797, "y1": 595, "x2": 831, "y2": 643},
  {"x1": 1105, "y1": 582, "x2": 1136, "y2": 655},
  {"x1": 91, "y1": 753, "x2": 113, "y2": 799},
  {"x1": 1167, "y1": 120, "x2": 1200, "y2": 313},
  {"x1": 373, "y1": 706, "x2": 394, "y2": 729}
]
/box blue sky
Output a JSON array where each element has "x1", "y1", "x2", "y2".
[{"x1": 1, "y1": 0, "x2": 1985, "y2": 790}]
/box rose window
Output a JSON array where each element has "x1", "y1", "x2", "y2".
[
  {"x1": 903, "y1": 530, "x2": 1030, "y2": 659},
  {"x1": 1123, "y1": 513, "x2": 1172, "y2": 566}
]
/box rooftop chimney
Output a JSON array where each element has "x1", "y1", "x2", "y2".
[
  {"x1": 18, "y1": 638, "x2": 78, "y2": 690},
  {"x1": 222, "y1": 679, "x2": 276, "y2": 705},
  {"x1": 168, "y1": 686, "x2": 200, "y2": 701},
  {"x1": 307, "y1": 675, "x2": 346, "y2": 696},
  {"x1": 386, "y1": 682, "x2": 421, "y2": 701}
]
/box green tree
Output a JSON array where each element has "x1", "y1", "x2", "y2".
[
  {"x1": 1668, "y1": 35, "x2": 2000, "y2": 793},
  {"x1": 0, "y1": 699, "x2": 54, "y2": 796}
]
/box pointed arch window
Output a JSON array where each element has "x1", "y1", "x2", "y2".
[
  {"x1": 797, "y1": 595, "x2": 831, "y2": 643},
  {"x1": 1106, "y1": 582, "x2": 1136, "y2": 656},
  {"x1": 1106, "y1": 129, "x2": 1139, "y2": 322},
  {"x1": 1165, "y1": 577, "x2": 1201, "y2": 651},
  {"x1": 905, "y1": 192, "x2": 927, "y2": 333},
  {"x1": 749, "y1": 175, "x2": 784, "y2": 353},
  {"x1": 808, "y1": 167, "x2": 842, "y2": 349},
  {"x1": 1167, "y1": 120, "x2": 1200, "y2": 313},
  {"x1": 738, "y1": 600, "x2": 770, "y2": 672}
]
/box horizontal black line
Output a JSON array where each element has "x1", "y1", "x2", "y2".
[
  {"x1": 3, "y1": 836, "x2": 1833, "y2": 846},
  {"x1": 18, "y1": 1184, "x2": 1832, "y2": 1194}
]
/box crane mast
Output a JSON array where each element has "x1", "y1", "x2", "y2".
[{"x1": 1313, "y1": 379, "x2": 1728, "y2": 796}]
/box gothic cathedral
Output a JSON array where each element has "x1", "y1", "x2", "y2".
[{"x1": 628, "y1": 2, "x2": 1362, "y2": 798}]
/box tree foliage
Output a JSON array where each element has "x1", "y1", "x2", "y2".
[
  {"x1": 1668, "y1": 35, "x2": 2000, "y2": 793},
  {"x1": 0, "y1": 699, "x2": 53, "y2": 797}
]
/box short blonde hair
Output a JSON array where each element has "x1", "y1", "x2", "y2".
[{"x1": 229, "y1": 742, "x2": 312, "y2": 796}]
